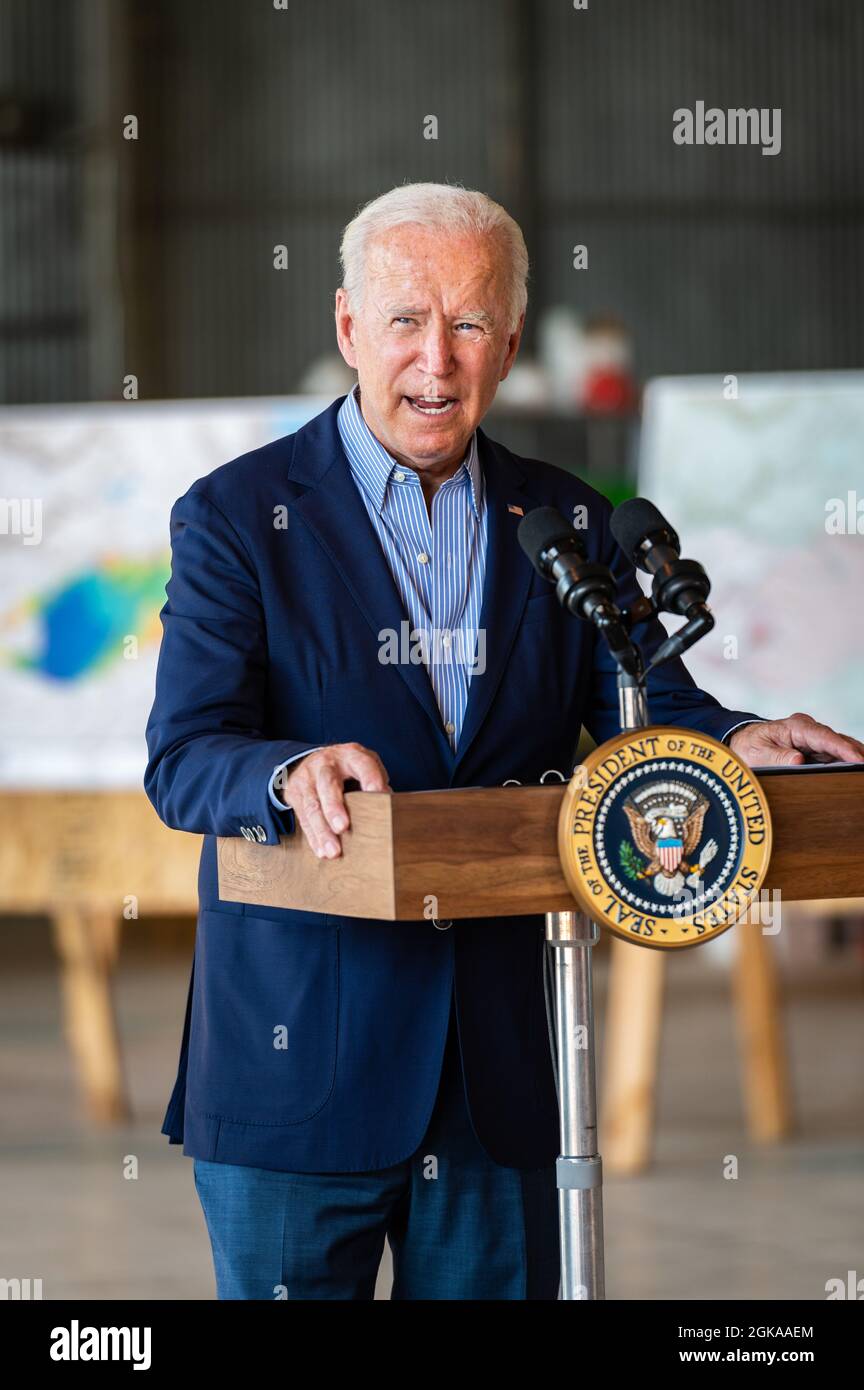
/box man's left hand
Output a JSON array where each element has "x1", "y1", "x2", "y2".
[{"x1": 728, "y1": 712, "x2": 864, "y2": 767}]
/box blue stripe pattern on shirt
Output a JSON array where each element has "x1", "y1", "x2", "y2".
[{"x1": 337, "y1": 383, "x2": 488, "y2": 751}]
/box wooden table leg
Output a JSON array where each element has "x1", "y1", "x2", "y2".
[
  {"x1": 51, "y1": 907, "x2": 131, "y2": 1123},
  {"x1": 733, "y1": 923, "x2": 793, "y2": 1142},
  {"x1": 601, "y1": 939, "x2": 666, "y2": 1175}
]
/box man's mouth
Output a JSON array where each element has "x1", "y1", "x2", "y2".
[{"x1": 403, "y1": 396, "x2": 460, "y2": 417}]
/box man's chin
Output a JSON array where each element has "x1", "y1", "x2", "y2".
[{"x1": 397, "y1": 428, "x2": 471, "y2": 464}]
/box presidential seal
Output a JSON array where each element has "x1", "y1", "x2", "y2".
[{"x1": 557, "y1": 727, "x2": 772, "y2": 949}]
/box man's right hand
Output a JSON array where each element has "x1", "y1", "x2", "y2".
[{"x1": 276, "y1": 743, "x2": 391, "y2": 859}]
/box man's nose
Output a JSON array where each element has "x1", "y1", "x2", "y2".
[{"x1": 416, "y1": 324, "x2": 454, "y2": 377}]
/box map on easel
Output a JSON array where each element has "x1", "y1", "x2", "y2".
[
  {"x1": 0, "y1": 396, "x2": 331, "y2": 788},
  {"x1": 640, "y1": 371, "x2": 864, "y2": 745}
]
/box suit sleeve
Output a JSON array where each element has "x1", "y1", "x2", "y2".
[
  {"x1": 582, "y1": 500, "x2": 766, "y2": 747},
  {"x1": 144, "y1": 485, "x2": 320, "y2": 843}
]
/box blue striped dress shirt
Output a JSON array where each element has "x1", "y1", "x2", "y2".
[{"x1": 268, "y1": 385, "x2": 488, "y2": 807}]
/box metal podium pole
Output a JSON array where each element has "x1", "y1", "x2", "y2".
[
  {"x1": 546, "y1": 677, "x2": 648, "y2": 1300},
  {"x1": 545, "y1": 909, "x2": 604, "y2": 1300}
]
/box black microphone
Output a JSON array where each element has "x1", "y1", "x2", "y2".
[
  {"x1": 610, "y1": 498, "x2": 714, "y2": 667},
  {"x1": 517, "y1": 506, "x2": 639, "y2": 675},
  {"x1": 610, "y1": 498, "x2": 711, "y2": 618}
]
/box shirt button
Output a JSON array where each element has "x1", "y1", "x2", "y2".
[
  {"x1": 417, "y1": 552, "x2": 429, "y2": 564},
  {"x1": 445, "y1": 721, "x2": 455, "y2": 735},
  {"x1": 394, "y1": 470, "x2": 405, "y2": 482},
  {"x1": 441, "y1": 633, "x2": 452, "y2": 648}
]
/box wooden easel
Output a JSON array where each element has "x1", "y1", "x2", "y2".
[{"x1": 0, "y1": 794, "x2": 200, "y2": 1121}]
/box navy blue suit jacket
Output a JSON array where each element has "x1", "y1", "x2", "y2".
[{"x1": 144, "y1": 395, "x2": 761, "y2": 1173}]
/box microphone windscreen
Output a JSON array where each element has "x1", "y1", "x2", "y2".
[
  {"x1": 517, "y1": 506, "x2": 578, "y2": 575},
  {"x1": 610, "y1": 497, "x2": 679, "y2": 560}
]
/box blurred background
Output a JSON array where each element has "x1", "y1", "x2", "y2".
[{"x1": 0, "y1": 0, "x2": 862, "y2": 1301}]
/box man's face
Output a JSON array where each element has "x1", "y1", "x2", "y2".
[{"x1": 335, "y1": 224, "x2": 524, "y2": 477}]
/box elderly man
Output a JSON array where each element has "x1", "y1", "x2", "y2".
[{"x1": 145, "y1": 182, "x2": 863, "y2": 1302}]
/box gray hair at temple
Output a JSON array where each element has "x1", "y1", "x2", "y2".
[{"x1": 339, "y1": 182, "x2": 530, "y2": 335}]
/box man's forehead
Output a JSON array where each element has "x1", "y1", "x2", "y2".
[
  {"x1": 366, "y1": 228, "x2": 503, "y2": 282},
  {"x1": 364, "y1": 240, "x2": 503, "y2": 315}
]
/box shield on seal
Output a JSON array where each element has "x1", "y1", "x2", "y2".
[{"x1": 657, "y1": 836, "x2": 684, "y2": 873}]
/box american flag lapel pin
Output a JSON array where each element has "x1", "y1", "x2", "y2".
[{"x1": 507, "y1": 504, "x2": 524, "y2": 516}]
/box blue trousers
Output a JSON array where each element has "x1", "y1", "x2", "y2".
[{"x1": 193, "y1": 997, "x2": 560, "y2": 1299}]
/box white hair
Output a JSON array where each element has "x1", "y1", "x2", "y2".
[{"x1": 339, "y1": 182, "x2": 529, "y2": 334}]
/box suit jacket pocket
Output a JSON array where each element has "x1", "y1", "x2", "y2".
[{"x1": 187, "y1": 907, "x2": 339, "y2": 1125}]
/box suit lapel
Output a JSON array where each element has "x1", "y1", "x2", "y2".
[{"x1": 450, "y1": 429, "x2": 535, "y2": 780}]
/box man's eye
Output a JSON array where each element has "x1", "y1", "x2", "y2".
[{"x1": 390, "y1": 317, "x2": 482, "y2": 334}]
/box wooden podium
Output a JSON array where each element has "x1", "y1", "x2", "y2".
[{"x1": 217, "y1": 769, "x2": 864, "y2": 917}]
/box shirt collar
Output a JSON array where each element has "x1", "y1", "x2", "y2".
[{"x1": 337, "y1": 382, "x2": 483, "y2": 518}]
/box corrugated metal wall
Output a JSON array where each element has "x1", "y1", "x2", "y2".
[
  {"x1": 1, "y1": 0, "x2": 862, "y2": 403},
  {"x1": 0, "y1": 0, "x2": 86, "y2": 402},
  {"x1": 536, "y1": 0, "x2": 864, "y2": 376}
]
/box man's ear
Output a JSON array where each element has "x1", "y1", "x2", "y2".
[
  {"x1": 334, "y1": 288, "x2": 359, "y2": 370},
  {"x1": 500, "y1": 310, "x2": 526, "y2": 381}
]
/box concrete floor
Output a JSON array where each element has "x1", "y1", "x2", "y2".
[{"x1": 1, "y1": 919, "x2": 862, "y2": 1300}]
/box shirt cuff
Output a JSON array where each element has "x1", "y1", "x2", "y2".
[
  {"x1": 268, "y1": 748, "x2": 325, "y2": 810},
  {"x1": 722, "y1": 719, "x2": 768, "y2": 746}
]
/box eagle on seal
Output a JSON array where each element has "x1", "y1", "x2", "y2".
[{"x1": 623, "y1": 799, "x2": 717, "y2": 897}]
